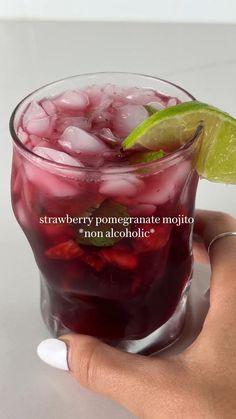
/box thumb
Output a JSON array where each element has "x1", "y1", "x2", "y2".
[
  {"x1": 61, "y1": 334, "x2": 169, "y2": 415},
  {"x1": 38, "y1": 334, "x2": 178, "y2": 417}
]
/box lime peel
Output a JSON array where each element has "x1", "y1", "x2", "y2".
[{"x1": 122, "y1": 101, "x2": 236, "y2": 184}]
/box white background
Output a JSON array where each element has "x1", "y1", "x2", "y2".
[
  {"x1": 1, "y1": 1, "x2": 236, "y2": 416},
  {"x1": 0, "y1": 0, "x2": 236, "y2": 22}
]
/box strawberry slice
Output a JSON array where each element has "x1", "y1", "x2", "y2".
[
  {"x1": 45, "y1": 240, "x2": 83, "y2": 260},
  {"x1": 83, "y1": 253, "x2": 105, "y2": 272},
  {"x1": 100, "y1": 248, "x2": 138, "y2": 270},
  {"x1": 133, "y1": 223, "x2": 171, "y2": 253}
]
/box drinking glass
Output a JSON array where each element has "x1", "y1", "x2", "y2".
[{"x1": 10, "y1": 73, "x2": 199, "y2": 354}]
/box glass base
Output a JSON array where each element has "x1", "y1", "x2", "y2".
[
  {"x1": 110, "y1": 285, "x2": 189, "y2": 355},
  {"x1": 40, "y1": 276, "x2": 190, "y2": 355}
]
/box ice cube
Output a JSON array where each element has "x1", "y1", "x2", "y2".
[
  {"x1": 98, "y1": 128, "x2": 120, "y2": 145},
  {"x1": 25, "y1": 116, "x2": 53, "y2": 137},
  {"x1": 22, "y1": 101, "x2": 54, "y2": 137},
  {"x1": 167, "y1": 98, "x2": 178, "y2": 107},
  {"x1": 99, "y1": 179, "x2": 137, "y2": 197},
  {"x1": 146, "y1": 101, "x2": 165, "y2": 111},
  {"x1": 124, "y1": 174, "x2": 145, "y2": 189},
  {"x1": 56, "y1": 116, "x2": 91, "y2": 134},
  {"x1": 33, "y1": 146, "x2": 83, "y2": 167},
  {"x1": 24, "y1": 161, "x2": 82, "y2": 197},
  {"x1": 99, "y1": 85, "x2": 114, "y2": 109},
  {"x1": 138, "y1": 161, "x2": 191, "y2": 205},
  {"x1": 86, "y1": 85, "x2": 102, "y2": 107},
  {"x1": 123, "y1": 88, "x2": 157, "y2": 105},
  {"x1": 129, "y1": 204, "x2": 156, "y2": 216},
  {"x1": 41, "y1": 99, "x2": 57, "y2": 116},
  {"x1": 54, "y1": 90, "x2": 89, "y2": 112},
  {"x1": 17, "y1": 126, "x2": 28, "y2": 143},
  {"x1": 111, "y1": 87, "x2": 156, "y2": 106},
  {"x1": 89, "y1": 109, "x2": 112, "y2": 126},
  {"x1": 138, "y1": 174, "x2": 174, "y2": 205},
  {"x1": 112, "y1": 105, "x2": 149, "y2": 137},
  {"x1": 99, "y1": 174, "x2": 144, "y2": 197},
  {"x1": 22, "y1": 101, "x2": 47, "y2": 128},
  {"x1": 87, "y1": 84, "x2": 113, "y2": 109},
  {"x1": 59, "y1": 126, "x2": 108, "y2": 157},
  {"x1": 170, "y1": 161, "x2": 192, "y2": 186}
]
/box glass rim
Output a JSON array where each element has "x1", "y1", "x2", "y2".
[{"x1": 9, "y1": 71, "x2": 198, "y2": 174}]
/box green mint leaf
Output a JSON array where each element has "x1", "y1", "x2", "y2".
[{"x1": 76, "y1": 200, "x2": 130, "y2": 247}]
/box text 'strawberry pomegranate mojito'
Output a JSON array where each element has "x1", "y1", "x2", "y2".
[{"x1": 10, "y1": 73, "x2": 200, "y2": 354}]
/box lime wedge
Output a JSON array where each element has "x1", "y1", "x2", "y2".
[{"x1": 122, "y1": 101, "x2": 236, "y2": 184}]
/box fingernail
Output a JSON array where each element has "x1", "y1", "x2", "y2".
[{"x1": 37, "y1": 338, "x2": 69, "y2": 371}]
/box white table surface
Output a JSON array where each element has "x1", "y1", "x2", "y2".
[{"x1": 1, "y1": 20, "x2": 236, "y2": 419}]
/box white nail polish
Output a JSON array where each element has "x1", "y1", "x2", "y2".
[{"x1": 37, "y1": 338, "x2": 69, "y2": 371}]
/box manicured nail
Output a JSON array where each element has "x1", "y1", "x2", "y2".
[{"x1": 37, "y1": 338, "x2": 69, "y2": 371}]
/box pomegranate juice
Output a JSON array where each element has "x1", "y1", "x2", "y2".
[{"x1": 11, "y1": 74, "x2": 199, "y2": 353}]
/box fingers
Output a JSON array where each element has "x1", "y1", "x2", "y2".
[
  {"x1": 59, "y1": 334, "x2": 174, "y2": 417},
  {"x1": 193, "y1": 240, "x2": 209, "y2": 264},
  {"x1": 183, "y1": 210, "x2": 236, "y2": 371},
  {"x1": 192, "y1": 212, "x2": 211, "y2": 264},
  {"x1": 37, "y1": 334, "x2": 190, "y2": 416},
  {"x1": 194, "y1": 209, "x2": 236, "y2": 319},
  {"x1": 62, "y1": 334, "x2": 147, "y2": 414},
  {"x1": 194, "y1": 209, "x2": 236, "y2": 246}
]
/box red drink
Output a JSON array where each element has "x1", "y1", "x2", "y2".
[{"x1": 10, "y1": 73, "x2": 199, "y2": 353}]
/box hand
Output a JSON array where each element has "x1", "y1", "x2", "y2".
[{"x1": 38, "y1": 210, "x2": 236, "y2": 419}]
